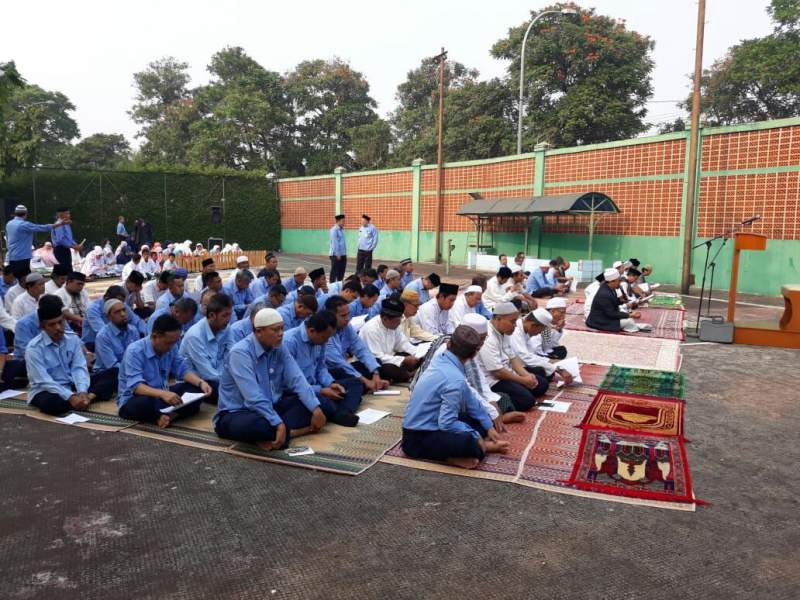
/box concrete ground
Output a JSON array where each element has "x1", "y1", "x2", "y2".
[{"x1": 9, "y1": 252, "x2": 794, "y2": 599}]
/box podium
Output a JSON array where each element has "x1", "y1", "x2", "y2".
[{"x1": 728, "y1": 232, "x2": 800, "y2": 348}]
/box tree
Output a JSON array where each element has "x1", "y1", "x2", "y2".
[
  {"x1": 69, "y1": 133, "x2": 131, "y2": 169},
  {"x1": 687, "y1": 0, "x2": 800, "y2": 125},
  {"x1": 350, "y1": 119, "x2": 393, "y2": 170},
  {"x1": 286, "y1": 58, "x2": 378, "y2": 175},
  {"x1": 130, "y1": 57, "x2": 198, "y2": 165},
  {"x1": 491, "y1": 3, "x2": 654, "y2": 148},
  {"x1": 0, "y1": 61, "x2": 26, "y2": 176},
  {"x1": 189, "y1": 46, "x2": 298, "y2": 173},
  {"x1": 656, "y1": 118, "x2": 686, "y2": 134}
]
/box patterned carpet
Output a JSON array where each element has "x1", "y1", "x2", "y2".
[
  {"x1": 565, "y1": 304, "x2": 686, "y2": 341},
  {"x1": 562, "y1": 329, "x2": 682, "y2": 371}
]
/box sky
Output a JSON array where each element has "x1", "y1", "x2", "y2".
[{"x1": 3, "y1": 0, "x2": 775, "y2": 146}]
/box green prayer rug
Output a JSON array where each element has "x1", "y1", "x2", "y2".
[{"x1": 599, "y1": 365, "x2": 685, "y2": 399}]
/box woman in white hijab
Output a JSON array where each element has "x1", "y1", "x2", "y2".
[{"x1": 81, "y1": 246, "x2": 109, "y2": 278}]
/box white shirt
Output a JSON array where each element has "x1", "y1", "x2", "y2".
[
  {"x1": 44, "y1": 280, "x2": 62, "y2": 295},
  {"x1": 478, "y1": 321, "x2": 518, "y2": 388},
  {"x1": 122, "y1": 261, "x2": 142, "y2": 281},
  {"x1": 584, "y1": 281, "x2": 600, "y2": 318},
  {"x1": 142, "y1": 279, "x2": 168, "y2": 306},
  {"x1": 55, "y1": 286, "x2": 90, "y2": 318},
  {"x1": 537, "y1": 327, "x2": 563, "y2": 356},
  {"x1": 11, "y1": 292, "x2": 38, "y2": 319},
  {"x1": 448, "y1": 294, "x2": 478, "y2": 327},
  {"x1": 483, "y1": 277, "x2": 514, "y2": 309},
  {"x1": 359, "y1": 316, "x2": 416, "y2": 366},
  {"x1": 0, "y1": 301, "x2": 16, "y2": 332},
  {"x1": 192, "y1": 274, "x2": 205, "y2": 293},
  {"x1": 509, "y1": 320, "x2": 555, "y2": 375},
  {"x1": 140, "y1": 258, "x2": 160, "y2": 276},
  {"x1": 415, "y1": 298, "x2": 454, "y2": 336},
  {"x1": 4, "y1": 284, "x2": 24, "y2": 313}
]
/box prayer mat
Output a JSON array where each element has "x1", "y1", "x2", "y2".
[
  {"x1": 561, "y1": 330, "x2": 682, "y2": 371},
  {"x1": 567, "y1": 427, "x2": 698, "y2": 505},
  {"x1": 647, "y1": 294, "x2": 685, "y2": 310},
  {"x1": 0, "y1": 394, "x2": 136, "y2": 432},
  {"x1": 579, "y1": 391, "x2": 685, "y2": 438},
  {"x1": 564, "y1": 304, "x2": 686, "y2": 341},
  {"x1": 599, "y1": 365, "x2": 686, "y2": 399}
]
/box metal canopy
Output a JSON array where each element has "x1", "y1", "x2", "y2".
[
  {"x1": 459, "y1": 191, "x2": 619, "y2": 261},
  {"x1": 457, "y1": 192, "x2": 619, "y2": 217}
]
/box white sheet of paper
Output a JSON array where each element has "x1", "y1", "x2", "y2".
[
  {"x1": 373, "y1": 390, "x2": 400, "y2": 396},
  {"x1": 554, "y1": 356, "x2": 582, "y2": 387},
  {"x1": 639, "y1": 282, "x2": 651, "y2": 294},
  {"x1": 357, "y1": 408, "x2": 391, "y2": 425},
  {"x1": 538, "y1": 400, "x2": 571, "y2": 413},
  {"x1": 0, "y1": 389, "x2": 26, "y2": 400},
  {"x1": 286, "y1": 447, "x2": 315, "y2": 457},
  {"x1": 159, "y1": 392, "x2": 206, "y2": 414},
  {"x1": 350, "y1": 314, "x2": 368, "y2": 332},
  {"x1": 650, "y1": 283, "x2": 661, "y2": 290},
  {"x1": 55, "y1": 413, "x2": 91, "y2": 425},
  {"x1": 413, "y1": 342, "x2": 432, "y2": 358}
]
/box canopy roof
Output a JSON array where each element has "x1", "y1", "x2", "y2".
[{"x1": 457, "y1": 192, "x2": 619, "y2": 217}]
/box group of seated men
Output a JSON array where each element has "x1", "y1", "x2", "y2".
[
  {"x1": 583, "y1": 258, "x2": 656, "y2": 333},
  {"x1": 1, "y1": 253, "x2": 575, "y2": 458}
]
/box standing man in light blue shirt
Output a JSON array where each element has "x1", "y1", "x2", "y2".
[
  {"x1": 283, "y1": 311, "x2": 363, "y2": 427},
  {"x1": 329, "y1": 214, "x2": 347, "y2": 283},
  {"x1": 93, "y1": 299, "x2": 142, "y2": 374},
  {"x1": 51, "y1": 207, "x2": 83, "y2": 268},
  {"x1": 356, "y1": 214, "x2": 379, "y2": 273},
  {"x1": 179, "y1": 293, "x2": 233, "y2": 403},
  {"x1": 401, "y1": 325, "x2": 508, "y2": 469},
  {"x1": 4, "y1": 204, "x2": 67, "y2": 272},
  {"x1": 213, "y1": 307, "x2": 327, "y2": 449},
  {"x1": 115, "y1": 215, "x2": 128, "y2": 244},
  {"x1": 117, "y1": 313, "x2": 212, "y2": 428},
  {"x1": 25, "y1": 298, "x2": 117, "y2": 415}
]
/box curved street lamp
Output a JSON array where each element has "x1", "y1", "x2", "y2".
[{"x1": 517, "y1": 8, "x2": 578, "y2": 154}]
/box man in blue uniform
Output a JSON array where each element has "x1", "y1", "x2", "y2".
[{"x1": 329, "y1": 214, "x2": 347, "y2": 283}]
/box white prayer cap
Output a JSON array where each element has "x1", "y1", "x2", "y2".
[
  {"x1": 462, "y1": 312, "x2": 488, "y2": 334},
  {"x1": 612, "y1": 260, "x2": 623, "y2": 269},
  {"x1": 103, "y1": 298, "x2": 123, "y2": 315},
  {"x1": 546, "y1": 297, "x2": 567, "y2": 309},
  {"x1": 509, "y1": 264, "x2": 523, "y2": 274},
  {"x1": 253, "y1": 308, "x2": 282, "y2": 328},
  {"x1": 465, "y1": 285, "x2": 483, "y2": 294},
  {"x1": 604, "y1": 268, "x2": 620, "y2": 281},
  {"x1": 385, "y1": 269, "x2": 400, "y2": 280},
  {"x1": 294, "y1": 267, "x2": 307, "y2": 276},
  {"x1": 493, "y1": 302, "x2": 518, "y2": 316},
  {"x1": 14, "y1": 204, "x2": 27, "y2": 213},
  {"x1": 237, "y1": 255, "x2": 249, "y2": 264},
  {"x1": 539, "y1": 260, "x2": 550, "y2": 268},
  {"x1": 530, "y1": 307, "x2": 553, "y2": 326},
  {"x1": 93, "y1": 245, "x2": 103, "y2": 255}
]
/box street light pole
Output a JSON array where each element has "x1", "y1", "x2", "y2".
[{"x1": 517, "y1": 9, "x2": 578, "y2": 155}]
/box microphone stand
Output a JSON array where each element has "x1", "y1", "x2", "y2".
[{"x1": 690, "y1": 222, "x2": 740, "y2": 335}]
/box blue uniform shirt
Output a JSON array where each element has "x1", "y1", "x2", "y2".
[
  {"x1": 25, "y1": 331, "x2": 89, "y2": 403},
  {"x1": 402, "y1": 350, "x2": 492, "y2": 436},
  {"x1": 117, "y1": 336, "x2": 191, "y2": 407},
  {"x1": 282, "y1": 276, "x2": 303, "y2": 294},
  {"x1": 282, "y1": 325, "x2": 333, "y2": 394},
  {"x1": 325, "y1": 324, "x2": 379, "y2": 379},
  {"x1": 403, "y1": 278, "x2": 429, "y2": 304},
  {"x1": 155, "y1": 290, "x2": 188, "y2": 312},
  {"x1": 116, "y1": 222, "x2": 127, "y2": 236},
  {"x1": 178, "y1": 318, "x2": 230, "y2": 382},
  {"x1": 14, "y1": 313, "x2": 74, "y2": 359},
  {"x1": 329, "y1": 224, "x2": 346, "y2": 256},
  {"x1": 82, "y1": 297, "x2": 146, "y2": 344},
  {"x1": 348, "y1": 297, "x2": 371, "y2": 318},
  {"x1": 146, "y1": 306, "x2": 201, "y2": 336},
  {"x1": 51, "y1": 223, "x2": 76, "y2": 248},
  {"x1": 215, "y1": 334, "x2": 319, "y2": 427},
  {"x1": 94, "y1": 322, "x2": 141, "y2": 372},
  {"x1": 226, "y1": 317, "x2": 253, "y2": 353},
  {"x1": 277, "y1": 303, "x2": 305, "y2": 331},
  {"x1": 249, "y1": 277, "x2": 270, "y2": 299},
  {"x1": 400, "y1": 271, "x2": 414, "y2": 289},
  {"x1": 357, "y1": 223, "x2": 379, "y2": 252},
  {"x1": 222, "y1": 281, "x2": 254, "y2": 319},
  {"x1": 475, "y1": 301, "x2": 493, "y2": 320},
  {"x1": 5, "y1": 217, "x2": 54, "y2": 261},
  {"x1": 527, "y1": 268, "x2": 554, "y2": 294}
]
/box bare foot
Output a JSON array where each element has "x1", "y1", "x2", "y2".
[
  {"x1": 290, "y1": 426, "x2": 313, "y2": 438},
  {"x1": 256, "y1": 440, "x2": 280, "y2": 451},
  {"x1": 446, "y1": 457, "x2": 480, "y2": 469},
  {"x1": 485, "y1": 440, "x2": 511, "y2": 454},
  {"x1": 502, "y1": 411, "x2": 525, "y2": 424},
  {"x1": 87, "y1": 393, "x2": 97, "y2": 402},
  {"x1": 156, "y1": 414, "x2": 172, "y2": 429}
]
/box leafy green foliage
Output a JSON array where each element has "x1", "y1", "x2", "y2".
[
  {"x1": 350, "y1": 119, "x2": 392, "y2": 170},
  {"x1": 68, "y1": 133, "x2": 131, "y2": 169},
  {"x1": 491, "y1": 3, "x2": 654, "y2": 148}
]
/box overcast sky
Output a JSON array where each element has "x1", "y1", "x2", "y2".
[{"x1": 4, "y1": 0, "x2": 774, "y2": 146}]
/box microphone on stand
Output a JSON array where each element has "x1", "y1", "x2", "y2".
[{"x1": 741, "y1": 215, "x2": 761, "y2": 225}]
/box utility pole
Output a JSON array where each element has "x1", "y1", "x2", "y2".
[
  {"x1": 681, "y1": 0, "x2": 706, "y2": 294},
  {"x1": 433, "y1": 48, "x2": 447, "y2": 264}
]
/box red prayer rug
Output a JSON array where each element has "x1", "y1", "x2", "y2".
[
  {"x1": 564, "y1": 304, "x2": 686, "y2": 341},
  {"x1": 579, "y1": 391, "x2": 685, "y2": 438}
]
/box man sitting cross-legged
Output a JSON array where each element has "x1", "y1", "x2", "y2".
[
  {"x1": 227, "y1": 301, "x2": 267, "y2": 351},
  {"x1": 416, "y1": 282, "x2": 458, "y2": 336},
  {"x1": 93, "y1": 299, "x2": 142, "y2": 375},
  {"x1": 587, "y1": 268, "x2": 651, "y2": 333},
  {"x1": 213, "y1": 308, "x2": 327, "y2": 450},
  {"x1": 402, "y1": 325, "x2": 509, "y2": 469},
  {"x1": 509, "y1": 308, "x2": 573, "y2": 386},
  {"x1": 25, "y1": 297, "x2": 117, "y2": 415},
  {"x1": 359, "y1": 296, "x2": 420, "y2": 384},
  {"x1": 283, "y1": 311, "x2": 364, "y2": 427},
  {"x1": 324, "y1": 296, "x2": 388, "y2": 394},
  {"x1": 117, "y1": 314, "x2": 213, "y2": 428},
  {"x1": 178, "y1": 293, "x2": 234, "y2": 404}
]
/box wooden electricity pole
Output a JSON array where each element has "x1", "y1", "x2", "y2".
[
  {"x1": 433, "y1": 48, "x2": 447, "y2": 264},
  {"x1": 681, "y1": 0, "x2": 707, "y2": 294}
]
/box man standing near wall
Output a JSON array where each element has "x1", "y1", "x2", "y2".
[
  {"x1": 52, "y1": 207, "x2": 82, "y2": 268},
  {"x1": 329, "y1": 214, "x2": 347, "y2": 284},
  {"x1": 356, "y1": 214, "x2": 379, "y2": 273},
  {"x1": 4, "y1": 205, "x2": 67, "y2": 272},
  {"x1": 116, "y1": 216, "x2": 128, "y2": 245}
]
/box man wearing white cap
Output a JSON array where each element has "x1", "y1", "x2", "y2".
[
  {"x1": 226, "y1": 255, "x2": 253, "y2": 284},
  {"x1": 214, "y1": 308, "x2": 327, "y2": 449},
  {"x1": 368, "y1": 268, "x2": 402, "y2": 318},
  {"x1": 93, "y1": 299, "x2": 141, "y2": 374},
  {"x1": 587, "y1": 268, "x2": 650, "y2": 333},
  {"x1": 448, "y1": 285, "x2": 485, "y2": 328},
  {"x1": 510, "y1": 309, "x2": 573, "y2": 385},
  {"x1": 282, "y1": 267, "x2": 308, "y2": 294},
  {"x1": 12, "y1": 273, "x2": 45, "y2": 319},
  {"x1": 538, "y1": 297, "x2": 568, "y2": 359},
  {"x1": 4, "y1": 204, "x2": 68, "y2": 273},
  {"x1": 479, "y1": 302, "x2": 549, "y2": 411}
]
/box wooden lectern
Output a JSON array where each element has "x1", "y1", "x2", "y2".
[{"x1": 728, "y1": 232, "x2": 800, "y2": 348}]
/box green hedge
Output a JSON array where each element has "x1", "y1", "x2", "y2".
[{"x1": 0, "y1": 168, "x2": 280, "y2": 249}]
